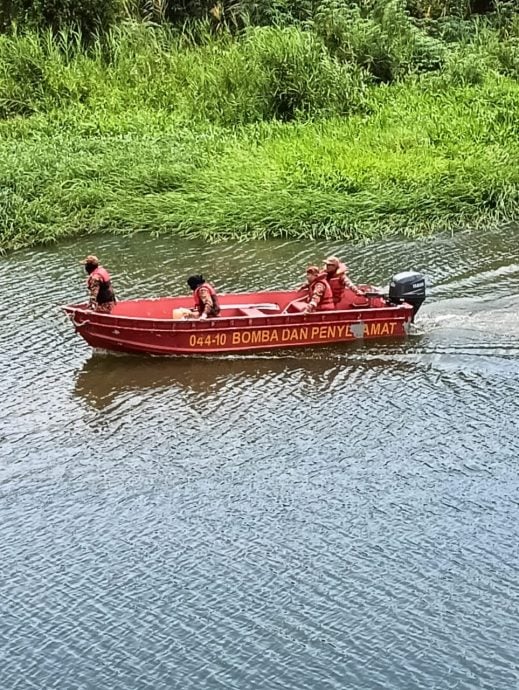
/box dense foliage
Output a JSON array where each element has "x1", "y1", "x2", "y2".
[
  {"x1": 0, "y1": 0, "x2": 505, "y2": 36},
  {"x1": 0, "y1": 1, "x2": 517, "y2": 250}
]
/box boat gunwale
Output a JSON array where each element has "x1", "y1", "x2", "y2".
[{"x1": 62, "y1": 302, "x2": 412, "y2": 326}]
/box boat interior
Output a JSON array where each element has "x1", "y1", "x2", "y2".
[{"x1": 106, "y1": 288, "x2": 385, "y2": 320}]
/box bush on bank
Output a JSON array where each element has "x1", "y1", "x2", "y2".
[
  {"x1": 1, "y1": 4, "x2": 517, "y2": 122},
  {"x1": 0, "y1": 3, "x2": 518, "y2": 251},
  {"x1": 0, "y1": 0, "x2": 507, "y2": 36},
  {"x1": 0, "y1": 24, "x2": 370, "y2": 122},
  {"x1": 1, "y1": 78, "x2": 517, "y2": 252}
]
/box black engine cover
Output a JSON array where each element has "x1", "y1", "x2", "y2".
[{"x1": 388, "y1": 271, "x2": 426, "y2": 319}]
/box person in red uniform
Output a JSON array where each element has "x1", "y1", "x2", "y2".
[
  {"x1": 303, "y1": 266, "x2": 335, "y2": 313},
  {"x1": 323, "y1": 256, "x2": 365, "y2": 304},
  {"x1": 187, "y1": 275, "x2": 221, "y2": 319},
  {"x1": 81, "y1": 255, "x2": 116, "y2": 313}
]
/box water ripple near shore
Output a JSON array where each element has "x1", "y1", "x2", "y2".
[{"x1": 1, "y1": 226, "x2": 519, "y2": 690}]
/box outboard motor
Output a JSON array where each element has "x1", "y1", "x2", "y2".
[{"x1": 388, "y1": 271, "x2": 426, "y2": 321}]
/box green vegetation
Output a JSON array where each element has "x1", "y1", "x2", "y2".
[{"x1": 0, "y1": 1, "x2": 518, "y2": 251}]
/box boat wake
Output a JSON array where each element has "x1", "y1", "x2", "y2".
[{"x1": 419, "y1": 293, "x2": 519, "y2": 336}]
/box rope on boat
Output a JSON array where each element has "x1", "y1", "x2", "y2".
[{"x1": 69, "y1": 315, "x2": 90, "y2": 328}]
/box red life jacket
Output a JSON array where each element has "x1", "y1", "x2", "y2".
[
  {"x1": 88, "y1": 266, "x2": 115, "y2": 304},
  {"x1": 309, "y1": 278, "x2": 335, "y2": 311},
  {"x1": 325, "y1": 267, "x2": 346, "y2": 305},
  {"x1": 194, "y1": 282, "x2": 220, "y2": 316}
]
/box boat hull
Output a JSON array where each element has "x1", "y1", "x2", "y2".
[{"x1": 63, "y1": 290, "x2": 414, "y2": 356}]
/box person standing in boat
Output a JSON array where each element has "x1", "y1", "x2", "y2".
[
  {"x1": 323, "y1": 256, "x2": 365, "y2": 304},
  {"x1": 303, "y1": 266, "x2": 335, "y2": 313},
  {"x1": 81, "y1": 255, "x2": 116, "y2": 313},
  {"x1": 187, "y1": 275, "x2": 221, "y2": 320}
]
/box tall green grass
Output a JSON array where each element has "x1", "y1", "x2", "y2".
[
  {"x1": 0, "y1": 23, "x2": 369, "y2": 122},
  {"x1": 1, "y1": 78, "x2": 517, "y2": 251},
  {"x1": 0, "y1": 15, "x2": 518, "y2": 251},
  {"x1": 1, "y1": 8, "x2": 517, "y2": 122}
]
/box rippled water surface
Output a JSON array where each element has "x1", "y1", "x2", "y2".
[{"x1": 1, "y1": 228, "x2": 519, "y2": 689}]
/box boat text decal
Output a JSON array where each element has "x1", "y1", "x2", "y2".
[{"x1": 188, "y1": 322, "x2": 398, "y2": 348}]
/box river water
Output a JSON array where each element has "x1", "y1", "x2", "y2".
[{"x1": 1, "y1": 227, "x2": 518, "y2": 690}]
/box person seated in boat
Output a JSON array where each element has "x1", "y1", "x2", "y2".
[
  {"x1": 187, "y1": 275, "x2": 221, "y2": 320},
  {"x1": 323, "y1": 256, "x2": 365, "y2": 304},
  {"x1": 81, "y1": 254, "x2": 116, "y2": 313},
  {"x1": 303, "y1": 266, "x2": 335, "y2": 313}
]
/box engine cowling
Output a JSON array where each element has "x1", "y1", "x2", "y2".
[{"x1": 388, "y1": 271, "x2": 426, "y2": 321}]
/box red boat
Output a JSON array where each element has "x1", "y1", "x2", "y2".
[{"x1": 63, "y1": 272, "x2": 426, "y2": 356}]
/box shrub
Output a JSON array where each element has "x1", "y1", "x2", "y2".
[
  {"x1": 2, "y1": 0, "x2": 124, "y2": 37},
  {"x1": 311, "y1": 0, "x2": 447, "y2": 82},
  {"x1": 239, "y1": 25, "x2": 367, "y2": 120},
  {"x1": 111, "y1": 24, "x2": 369, "y2": 123}
]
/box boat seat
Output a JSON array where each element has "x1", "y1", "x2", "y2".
[
  {"x1": 287, "y1": 301, "x2": 307, "y2": 313},
  {"x1": 239, "y1": 307, "x2": 266, "y2": 318}
]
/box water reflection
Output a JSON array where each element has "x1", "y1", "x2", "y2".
[{"x1": 73, "y1": 340, "x2": 425, "y2": 410}]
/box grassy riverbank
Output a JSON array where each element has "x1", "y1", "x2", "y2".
[{"x1": 1, "y1": 16, "x2": 518, "y2": 251}]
